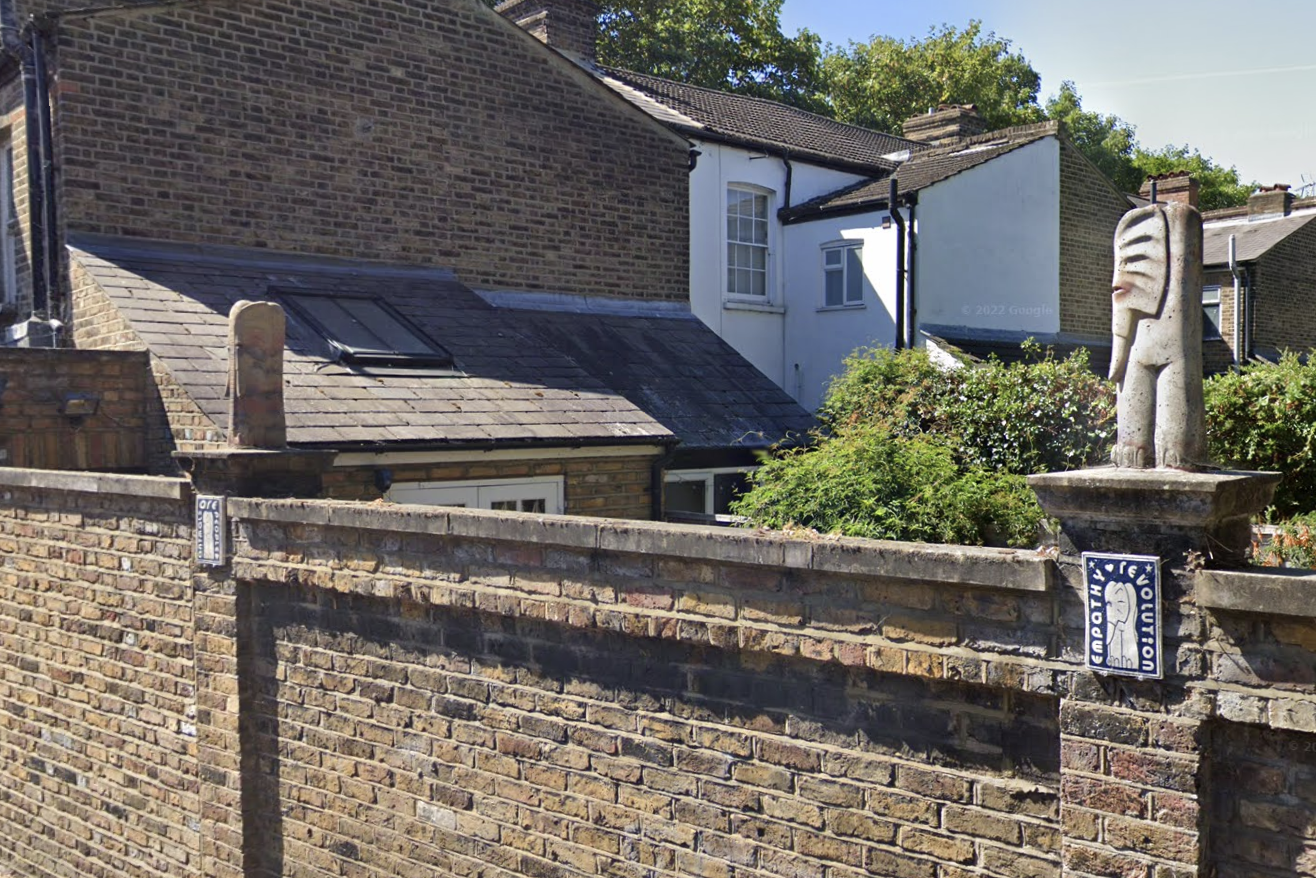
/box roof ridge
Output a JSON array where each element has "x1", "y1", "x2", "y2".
[{"x1": 599, "y1": 64, "x2": 926, "y2": 151}]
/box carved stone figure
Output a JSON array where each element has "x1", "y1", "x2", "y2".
[
  {"x1": 228, "y1": 300, "x2": 287, "y2": 449},
  {"x1": 1108, "y1": 202, "x2": 1207, "y2": 470}
]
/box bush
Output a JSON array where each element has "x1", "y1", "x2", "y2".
[
  {"x1": 820, "y1": 345, "x2": 1116, "y2": 475},
  {"x1": 733, "y1": 345, "x2": 1112, "y2": 547},
  {"x1": 1252, "y1": 514, "x2": 1316, "y2": 568},
  {"x1": 1204, "y1": 352, "x2": 1316, "y2": 517},
  {"x1": 729, "y1": 423, "x2": 1043, "y2": 546}
]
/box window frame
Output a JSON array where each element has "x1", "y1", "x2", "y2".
[
  {"x1": 724, "y1": 184, "x2": 773, "y2": 303},
  {"x1": 276, "y1": 290, "x2": 454, "y2": 368},
  {"x1": 663, "y1": 467, "x2": 753, "y2": 521},
  {"x1": 820, "y1": 240, "x2": 865, "y2": 310},
  {"x1": 1202, "y1": 285, "x2": 1223, "y2": 341},
  {"x1": 387, "y1": 476, "x2": 564, "y2": 514}
]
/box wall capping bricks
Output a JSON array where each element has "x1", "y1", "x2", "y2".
[
  {"x1": 228, "y1": 497, "x2": 1055, "y2": 592},
  {"x1": 0, "y1": 465, "x2": 189, "y2": 499},
  {"x1": 1197, "y1": 567, "x2": 1316, "y2": 617}
]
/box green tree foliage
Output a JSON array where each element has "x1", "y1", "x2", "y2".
[
  {"x1": 1044, "y1": 82, "x2": 1254, "y2": 208},
  {"x1": 1045, "y1": 81, "x2": 1140, "y2": 191},
  {"x1": 1132, "y1": 144, "x2": 1255, "y2": 212},
  {"x1": 1204, "y1": 352, "x2": 1316, "y2": 517},
  {"x1": 821, "y1": 22, "x2": 1044, "y2": 134},
  {"x1": 597, "y1": 0, "x2": 828, "y2": 111},
  {"x1": 733, "y1": 346, "x2": 1116, "y2": 547}
]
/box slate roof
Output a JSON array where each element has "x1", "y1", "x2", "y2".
[
  {"x1": 596, "y1": 66, "x2": 919, "y2": 172},
  {"x1": 70, "y1": 235, "x2": 673, "y2": 449},
  {"x1": 922, "y1": 325, "x2": 1112, "y2": 377},
  {"x1": 782, "y1": 123, "x2": 1059, "y2": 223},
  {"x1": 504, "y1": 307, "x2": 816, "y2": 451},
  {"x1": 70, "y1": 235, "x2": 813, "y2": 453},
  {"x1": 1203, "y1": 211, "x2": 1316, "y2": 265}
]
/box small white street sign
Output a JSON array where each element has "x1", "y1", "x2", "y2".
[{"x1": 195, "y1": 494, "x2": 227, "y2": 567}]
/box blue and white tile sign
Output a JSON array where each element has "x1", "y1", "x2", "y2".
[
  {"x1": 195, "y1": 494, "x2": 227, "y2": 567},
  {"x1": 1082, "y1": 552, "x2": 1162, "y2": 679}
]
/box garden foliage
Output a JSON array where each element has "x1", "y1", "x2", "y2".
[
  {"x1": 1203, "y1": 352, "x2": 1316, "y2": 518},
  {"x1": 733, "y1": 345, "x2": 1116, "y2": 547}
]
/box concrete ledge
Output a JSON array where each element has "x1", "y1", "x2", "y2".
[
  {"x1": 230, "y1": 499, "x2": 1053, "y2": 592},
  {"x1": 0, "y1": 467, "x2": 189, "y2": 500},
  {"x1": 1198, "y1": 568, "x2": 1316, "y2": 618}
]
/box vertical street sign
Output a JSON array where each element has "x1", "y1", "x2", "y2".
[
  {"x1": 195, "y1": 494, "x2": 227, "y2": 567},
  {"x1": 1082, "y1": 552, "x2": 1162, "y2": 679}
]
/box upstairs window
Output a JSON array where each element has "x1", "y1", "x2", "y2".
[
  {"x1": 1202, "y1": 286, "x2": 1222, "y2": 340},
  {"x1": 278, "y1": 292, "x2": 453, "y2": 368},
  {"x1": 726, "y1": 185, "x2": 769, "y2": 298},
  {"x1": 822, "y1": 242, "x2": 864, "y2": 308}
]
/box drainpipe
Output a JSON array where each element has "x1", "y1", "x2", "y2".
[
  {"x1": 31, "y1": 23, "x2": 59, "y2": 325},
  {"x1": 889, "y1": 178, "x2": 905, "y2": 350},
  {"x1": 906, "y1": 197, "x2": 917, "y2": 349},
  {"x1": 781, "y1": 150, "x2": 793, "y2": 210},
  {"x1": 0, "y1": 3, "x2": 49, "y2": 321},
  {"x1": 1228, "y1": 234, "x2": 1242, "y2": 365}
]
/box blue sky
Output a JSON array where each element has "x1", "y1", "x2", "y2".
[{"x1": 778, "y1": 1, "x2": 1316, "y2": 191}]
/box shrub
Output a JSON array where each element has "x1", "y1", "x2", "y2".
[
  {"x1": 1204, "y1": 352, "x2": 1316, "y2": 517},
  {"x1": 733, "y1": 345, "x2": 1112, "y2": 547},
  {"x1": 1252, "y1": 513, "x2": 1316, "y2": 568},
  {"x1": 729, "y1": 423, "x2": 1043, "y2": 546}
]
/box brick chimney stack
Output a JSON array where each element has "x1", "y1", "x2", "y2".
[
  {"x1": 1248, "y1": 184, "x2": 1294, "y2": 219},
  {"x1": 1139, "y1": 172, "x2": 1199, "y2": 208},
  {"x1": 495, "y1": 0, "x2": 600, "y2": 62},
  {"x1": 901, "y1": 105, "x2": 988, "y2": 145}
]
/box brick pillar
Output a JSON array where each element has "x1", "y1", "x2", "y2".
[{"x1": 1030, "y1": 467, "x2": 1279, "y2": 877}]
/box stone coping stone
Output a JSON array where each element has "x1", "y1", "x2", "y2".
[
  {"x1": 0, "y1": 467, "x2": 189, "y2": 500},
  {"x1": 229, "y1": 498, "x2": 1053, "y2": 592},
  {"x1": 1029, "y1": 467, "x2": 1281, "y2": 525},
  {"x1": 1198, "y1": 568, "x2": 1316, "y2": 618}
]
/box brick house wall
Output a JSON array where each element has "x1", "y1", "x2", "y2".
[
  {"x1": 1057, "y1": 139, "x2": 1130, "y2": 338},
  {"x1": 1202, "y1": 265, "x2": 1238, "y2": 374},
  {"x1": 69, "y1": 259, "x2": 225, "y2": 471},
  {"x1": 322, "y1": 453, "x2": 657, "y2": 519},
  {"x1": 1, "y1": 0, "x2": 689, "y2": 318},
  {"x1": 0, "y1": 347, "x2": 149, "y2": 469},
  {"x1": 1250, "y1": 221, "x2": 1316, "y2": 358}
]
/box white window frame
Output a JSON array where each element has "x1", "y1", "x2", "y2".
[
  {"x1": 725, "y1": 184, "x2": 773, "y2": 303},
  {"x1": 387, "y1": 475, "x2": 564, "y2": 514},
  {"x1": 663, "y1": 467, "x2": 752, "y2": 520},
  {"x1": 820, "y1": 240, "x2": 865, "y2": 310},
  {"x1": 1202, "y1": 285, "x2": 1222, "y2": 340}
]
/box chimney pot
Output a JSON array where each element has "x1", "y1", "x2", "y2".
[{"x1": 1248, "y1": 184, "x2": 1294, "y2": 218}]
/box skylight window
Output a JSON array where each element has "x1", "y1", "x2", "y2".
[{"x1": 277, "y1": 291, "x2": 454, "y2": 368}]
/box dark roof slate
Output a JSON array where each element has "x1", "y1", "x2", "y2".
[
  {"x1": 1203, "y1": 212, "x2": 1316, "y2": 265},
  {"x1": 922, "y1": 326, "x2": 1112, "y2": 377},
  {"x1": 70, "y1": 235, "x2": 673, "y2": 449},
  {"x1": 597, "y1": 66, "x2": 919, "y2": 172},
  {"x1": 506, "y1": 308, "x2": 816, "y2": 451},
  {"x1": 783, "y1": 123, "x2": 1059, "y2": 222}
]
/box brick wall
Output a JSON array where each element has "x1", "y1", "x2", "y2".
[
  {"x1": 1250, "y1": 222, "x2": 1316, "y2": 357},
  {"x1": 0, "y1": 347, "x2": 149, "y2": 469},
  {"x1": 323, "y1": 454, "x2": 658, "y2": 519},
  {"x1": 23, "y1": 0, "x2": 687, "y2": 302},
  {"x1": 69, "y1": 258, "x2": 225, "y2": 472},
  {"x1": 3, "y1": 472, "x2": 1316, "y2": 878},
  {"x1": 1058, "y1": 140, "x2": 1130, "y2": 337}
]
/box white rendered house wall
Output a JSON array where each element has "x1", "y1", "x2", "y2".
[
  {"x1": 687, "y1": 139, "x2": 866, "y2": 391},
  {"x1": 914, "y1": 137, "x2": 1062, "y2": 335},
  {"x1": 782, "y1": 214, "x2": 905, "y2": 411}
]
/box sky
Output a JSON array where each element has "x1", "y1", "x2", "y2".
[{"x1": 778, "y1": 1, "x2": 1316, "y2": 192}]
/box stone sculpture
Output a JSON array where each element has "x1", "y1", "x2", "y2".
[
  {"x1": 228, "y1": 300, "x2": 287, "y2": 449},
  {"x1": 1108, "y1": 201, "x2": 1207, "y2": 469}
]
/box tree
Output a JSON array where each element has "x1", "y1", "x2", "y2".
[
  {"x1": 1045, "y1": 81, "x2": 1140, "y2": 192},
  {"x1": 820, "y1": 21, "x2": 1045, "y2": 134},
  {"x1": 1044, "y1": 82, "x2": 1254, "y2": 208},
  {"x1": 1131, "y1": 144, "x2": 1254, "y2": 212},
  {"x1": 588, "y1": 0, "x2": 828, "y2": 111}
]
